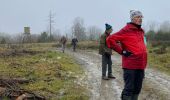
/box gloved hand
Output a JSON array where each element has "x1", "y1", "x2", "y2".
[{"x1": 121, "y1": 50, "x2": 132, "y2": 57}]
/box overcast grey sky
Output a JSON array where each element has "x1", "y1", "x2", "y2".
[{"x1": 0, "y1": 0, "x2": 170, "y2": 34}]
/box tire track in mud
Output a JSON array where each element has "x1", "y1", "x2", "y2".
[{"x1": 67, "y1": 50, "x2": 122, "y2": 100}]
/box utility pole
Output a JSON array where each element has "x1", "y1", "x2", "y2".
[
  {"x1": 48, "y1": 11, "x2": 55, "y2": 41},
  {"x1": 49, "y1": 11, "x2": 51, "y2": 39}
]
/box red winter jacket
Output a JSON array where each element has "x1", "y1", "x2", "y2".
[{"x1": 106, "y1": 23, "x2": 147, "y2": 70}]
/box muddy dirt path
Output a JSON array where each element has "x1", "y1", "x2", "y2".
[{"x1": 58, "y1": 49, "x2": 170, "y2": 100}]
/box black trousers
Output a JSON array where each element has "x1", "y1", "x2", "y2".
[
  {"x1": 122, "y1": 69, "x2": 144, "y2": 96},
  {"x1": 72, "y1": 44, "x2": 77, "y2": 51}
]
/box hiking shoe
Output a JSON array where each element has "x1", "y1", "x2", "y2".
[
  {"x1": 108, "y1": 75, "x2": 116, "y2": 79},
  {"x1": 102, "y1": 76, "x2": 109, "y2": 80}
]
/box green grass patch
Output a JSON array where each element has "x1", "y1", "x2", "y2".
[
  {"x1": 148, "y1": 46, "x2": 170, "y2": 75},
  {"x1": 0, "y1": 47, "x2": 89, "y2": 100}
]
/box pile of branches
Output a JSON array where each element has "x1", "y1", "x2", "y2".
[{"x1": 0, "y1": 78, "x2": 45, "y2": 100}]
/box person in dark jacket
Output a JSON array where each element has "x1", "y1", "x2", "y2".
[
  {"x1": 60, "y1": 36, "x2": 67, "y2": 53},
  {"x1": 71, "y1": 37, "x2": 78, "y2": 52},
  {"x1": 106, "y1": 10, "x2": 147, "y2": 100},
  {"x1": 99, "y1": 23, "x2": 116, "y2": 80}
]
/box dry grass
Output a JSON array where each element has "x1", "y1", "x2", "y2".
[
  {"x1": 148, "y1": 45, "x2": 170, "y2": 75},
  {"x1": 0, "y1": 43, "x2": 89, "y2": 100}
]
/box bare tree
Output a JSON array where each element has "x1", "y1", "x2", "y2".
[
  {"x1": 15, "y1": 33, "x2": 24, "y2": 44},
  {"x1": 0, "y1": 33, "x2": 11, "y2": 44},
  {"x1": 48, "y1": 11, "x2": 55, "y2": 41},
  {"x1": 22, "y1": 34, "x2": 31, "y2": 43},
  {"x1": 31, "y1": 34, "x2": 39, "y2": 43},
  {"x1": 71, "y1": 17, "x2": 86, "y2": 41},
  {"x1": 159, "y1": 21, "x2": 170, "y2": 33},
  {"x1": 148, "y1": 21, "x2": 157, "y2": 31},
  {"x1": 53, "y1": 29, "x2": 62, "y2": 41},
  {"x1": 87, "y1": 26, "x2": 102, "y2": 41}
]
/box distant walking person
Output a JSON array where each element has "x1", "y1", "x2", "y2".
[
  {"x1": 60, "y1": 36, "x2": 67, "y2": 53},
  {"x1": 71, "y1": 37, "x2": 78, "y2": 52},
  {"x1": 107, "y1": 10, "x2": 147, "y2": 100},
  {"x1": 99, "y1": 23, "x2": 116, "y2": 80}
]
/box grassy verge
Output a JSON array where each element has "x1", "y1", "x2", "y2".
[
  {"x1": 148, "y1": 45, "x2": 170, "y2": 75},
  {"x1": 0, "y1": 45, "x2": 89, "y2": 100}
]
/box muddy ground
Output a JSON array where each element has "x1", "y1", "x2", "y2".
[{"x1": 60, "y1": 49, "x2": 170, "y2": 100}]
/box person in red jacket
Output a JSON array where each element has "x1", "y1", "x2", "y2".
[{"x1": 106, "y1": 10, "x2": 147, "y2": 100}]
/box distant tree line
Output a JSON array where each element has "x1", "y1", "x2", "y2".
[
  {"x1": 146, "y1": 21, "x2": 170, "y2": 42},
  {"x1": 0, "y1": 17, "x2": 103, "y2": 44},
  {"x1": 146, "y1": 21, "x2": 170, "y2": 52},
  {"x1": 146, "y1": 30, "x2": 170, "y2": 42}
]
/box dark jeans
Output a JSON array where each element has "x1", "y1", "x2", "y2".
[
  {"x1": 72, "y1": 44, "x2": 77, "y2": 52},
  {"x1": 61, "y1": 44, "x2": 65, "y2": 53},
  {"x1": 122, "y1": 69, "x2": 144, "y2": 97},
  {"x1": 102, "y1": 54, "x2": 112, "y2": 76}
]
